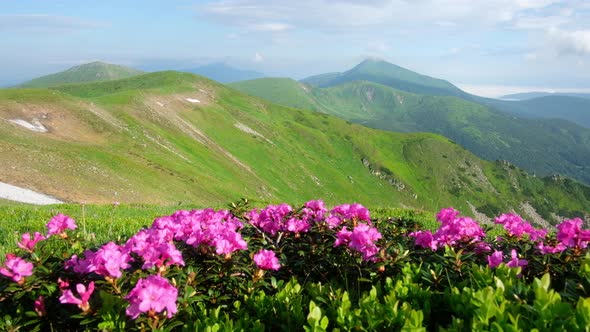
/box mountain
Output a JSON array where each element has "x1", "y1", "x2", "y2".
[
  {"x1": 182, "y1": 63, "x2": 265, "y2": 83},
  {"x1": 1, "y1": 71, "x2": 589, "y2": 222},
  {"x1": 229, "y1": 78, "x2": 590, "y2": 185},
  {"x1": 19, "y1": 61, "x2": 144, "y2": 88},
  {"x1": 301, "y1": 59, "x2": 590, "y2": 129},
  {"x1": 483, "y1": 96, "x2": 590, "y2": 129},
  {"x1": 501, "y1": 92, "x2": 590, "y2": 101},
  {"x1": 301, "y1": 58, "x2": 468, "y2": 98}
]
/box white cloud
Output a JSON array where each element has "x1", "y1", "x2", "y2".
[
  {"x1": 366, "y1": 40, "x2": 389, "y2": 54},
  {"x1": 524, "y1": 52, "x2": 538, "y2": 61},
  {"x1": 0, "y1": 14, "x2": 105, "y2": 31},
  {"x1": 546, "y1": 28, "x2": 590, "y2": 56},
  {"x1": 198, "y1": 0, "x2": 569, "y2": 32},
  {"x1": 250, "y1": 22, "x2": 291, "y2": 32},
  {"x1": 253, "y1": 52, "x2": 264, "y2": 62}
]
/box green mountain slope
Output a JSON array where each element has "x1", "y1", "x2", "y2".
[
  {"x1": 301, "y1": 58, "x2": 467, "y2": 98},
  {"x1": 1, "y1": 72, "x2": 589, "y2": 223},
  {"x1": 230, "y1": 78, "x2": 590, "y2": 185},
  {"x1": 19, "y1": 61, "x2": 144, "y2": 88}
]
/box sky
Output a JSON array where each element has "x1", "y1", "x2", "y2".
[{"x1": 1, "y1": 0, "x2": 590, "y2": 97}]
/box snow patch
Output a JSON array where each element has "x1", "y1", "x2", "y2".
[
  {"x1": 9, "y1": 119, "x2": 48, "y2": 133},
  {"x1": 0, "y1": 182, "x2": 63, "y2": 205},
  {"x1": 185, "y1": 98, "x2": 201, "y2": 103},
  {"x1": 299, "y1": 83, "x2": 310, "y2": 93},
  {"x1": 234, "y1": 122, "x2": 273, "y2": 144}
]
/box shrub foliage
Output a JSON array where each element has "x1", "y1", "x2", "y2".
[{"x1": 1, "y1": 199, "x2": 590, "y2": 331}]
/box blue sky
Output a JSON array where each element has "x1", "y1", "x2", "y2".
[{"x1": 2, "y1": 0, "x2": 590, "y2": 96}]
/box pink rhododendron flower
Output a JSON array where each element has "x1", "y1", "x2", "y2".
[
  {"x1": 436, "y1": 208, "x2": 460, "y2": 224},
  {"x1": 58, "y1": 278, "x2": 70, "y2": 289},
  {"x1": 303, "y1": 200, "x2": 327, "y2": 221},
  {"x1": 157, "y1": 208, "x2": 248, "y2": 257},
  {"x1": 59, "y1": 281, "x2": 95, "y2": 312},
  {"x1": 125, "y1": 229, "x2": 185, "y2": 270},
  {"x1": 537, "y1": 242, "x2": 567, "y2": 254},
  {"x1": 248, "y1": 204, "x2": 293, "y2": 235},
  {"x1": 253, "y1": 249, "x2": 281, "y2": 271},
  {"x1": 409, "y1": 230, "x2": 437, "y2": 251},
  {"x1": 474, "y1": 242, "x2": 492, "y2": 254},
  {"x1": 34, "y1": 295, "x2": 46, "y2": 317},
  {"x1": 334, "y1": 227, "x2": 352, "y2": 247},
  {"x1": 17, "y1": 232, "x2": 46, "y2": 252},
  {"x1": 326, "y1": 203, "x2": 371, "y2": 229},
  {"x1": 212, "y1": 232, "x2": 247, "y2": 256},
  {"x1": 507, "y1": 249, "x2": 528, "y2": 269},
  {"x1": 90, "y1": 242, "x2": 132, "y2": 278},
  {"x1": 125, "y1": 275, "x2": 178, "y2": 319},
  {"x1": 46, "y1": 213, "x2": 77, "y2": 236},
  {"x1": 0, "y1": 254, "x2": 34, "y2": 284},
  {"x1": 410, "y1": 208, "x2": 487, "y2": 250},
  {"x1": 348, "y1": 223, "x2": 382, "y2": 261},
  {"x1": 335, "y1": 224, "x2": 382, "y2": 261},
  {"x1": 487, "y1": 251, "x2": 503, "y2": 268},
  {"x1": 495, "y1": 213, "x2": 547, "y2": 241},
  {"x1": 286, "y1": 217, "x2": 311, "y2": 233},
  {"x1": 556, "y1": 218, "x2": 590, "y2": 249},
  {"x1": 65, "y1": 250, "x2": 95, "y2": 275}
]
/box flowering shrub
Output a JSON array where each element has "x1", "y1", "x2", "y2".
[{"x1": 0, "y1": 200, "x2": 589, "y2": 331}]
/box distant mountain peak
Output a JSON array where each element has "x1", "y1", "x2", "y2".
[
  {"x1": 20, "y1": 61, "x2": 144, "y2": 88},
  {"x1": 302, "y1": 59, "x2": 466, "y2": 98}
]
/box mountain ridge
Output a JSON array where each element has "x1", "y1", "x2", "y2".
[
  {"x1": 2, "y1": 71, "x2": 588, "y2": 223},
  {"x1": 229, "y1": 76, "x2": 590, "y2": 185},
  {"x1": 301, "y1": 58, "x2": 468, "y2": 98},
  {"x1": 19, "y1": 61, "x2": 144, "y2": 88}
]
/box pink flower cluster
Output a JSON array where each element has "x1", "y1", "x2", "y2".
[
  {"x1": 495, "y1": 213, "x2": 547, "y2": 241},
  {"x1": 335, "y1": 223, "x2": 382, "y2": 261},
  {"x1": 126, "y1": 275, "x2": 178, "y2": 319},
  {"x1": 17, "y1": 232, "x2": 46, "y2": 252},
  {"x1": 67, "y1": 242, "x2": 134, "y2": 278},
  {"x1": 557, "y1": 218, "x2": 590, "y2": 249},
  {"x1": 160, "y1": 208, "x2": 248, "y2": 256},
  {"x1": 0, "y1": 254, "x2": 34, "y2": 284},
  {"x1": 253, "y1": 249, "x2": 281, "y2": 270},
  {"x1": 59, "y1": 281, "x2": 95, "y2": 312},
  {"x1": 46, "y1": 213, "x2": 77, "y2": 236},
  {"x1": 410, "y1": 208, "x2": 486, "y2": 250},
  {"x1": 2, "y1": 214, "x2": 80, "y2": 285},
  {"x1": 125, "y1": 228, "x2": 185, "y2": 270},
  {"x1": 487, "y1": 250, "x2": 528, "y2": 270},
  {"x1": 248, "y1": 201, "x2": 379, "y2": 261},
  {"x1": 536, "y1": 218, "x2": 590, "y2": 254},
  {"x1": 326, "y1": 203, "x2": 371, "y2": 228},
  {"x1": 248, "y1": 200, "x2": 329, "y2": 235}
]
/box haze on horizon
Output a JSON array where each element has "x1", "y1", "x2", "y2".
[{"x1": 1, "y1": 0, "x2": 590, "y2": 97}]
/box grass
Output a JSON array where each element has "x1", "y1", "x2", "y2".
[
  {"x1": 0, "y1": 202, "x2": 438, "y2": 258},
  {"x1": 230, "y1": 77, "x2": 590, "y2": 186},
  {"x1": 0, "y1": 203, "x2": 205, "y2": 257}
]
